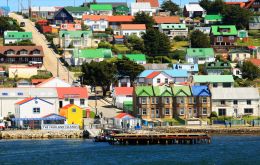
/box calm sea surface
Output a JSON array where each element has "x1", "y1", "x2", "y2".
[{"x1": 0, "y1": 135, "x2": 260, "y2": 165}]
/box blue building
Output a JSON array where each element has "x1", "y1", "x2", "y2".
[{"x1": 173, "y1": 63, "x2": 199, "y2": 75}]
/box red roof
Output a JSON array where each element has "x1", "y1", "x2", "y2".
[
  {"x1": 225, "y1": 0, "x2": 255, "y2": 8},
  {"x1": 121, "y1": 24, "x2": 146, "y2": 30},
  {"x1": 114, "y1": 35, "x2": 124, "y2": 39},
  {"x1": 15, "y1": 97, "x2": 34, "y2": 105},
  {"x1": 82, "y1": 15, "x2": 108, "y2": 21},
  {"x1": 115, "y1": 113, "x2": 134, "y2": 119},
  {"x1": 146, "y1": 71, "x2": 161, "y2": 79},
  {"x1": 249, "y1": 59, "x2": 260, "y2": 67},
  {"x1": 136, "y1": 0, "x2": 159, "y2": 8},
  {"x1": 107, "y1": 16, "x2": 133, "y2": 22},
  {"x1": 36, "y1": 77, "x2": 54, "y2": 87},
  {"x1": 153, "y1": 16, "x2": 180, "y2": 24},
  {"x1": 114, "y1": 87, "x2": 133, "y2": 96},
  {"x1": 56, "y1": 87, "x2": 88, "y2": 99},
  {"x1": 61, "y1": 104, "x2": 81, "y2": 109}
]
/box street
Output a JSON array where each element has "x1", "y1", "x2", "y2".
[{"x1": 9, "y1": 13, "x2": 74, "y2": 83}]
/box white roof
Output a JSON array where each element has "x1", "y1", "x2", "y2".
[
  {"x1": 131, "y1": 2, "x2": 151, "y2": 9},
  {"x1": 211, "y1": 87, "x2": 259, "y2": 100},
  {"x1": 185, "y1": 4, "x2": 205, "y2": 12},
  {"x1": 0, "y1": 88, "x2": 58, "y2": 98},
  {"x1": 31, "y1": 6, "x2": 57, "y2": 12}
]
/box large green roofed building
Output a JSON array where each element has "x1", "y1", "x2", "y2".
[
  {"x1": 90, "y1": 4, "x2": 112, "y2": 11},
  {"x1": 186, "y1": 48, "x2": 214, "y2": 57},
  {"x1": 59, "y1": 30, "x2": 92, "y2": 38},
  {"x1": 211, "y1": 25, "x2": 237, "y2": 36},
  {"x1": 4, "y1": 31, "x2": 32, "y2": 39},
  {"x1": 117, "y1": 54, "x2": 146, "y2": 64}
]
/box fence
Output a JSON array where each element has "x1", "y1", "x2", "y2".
[{"x1": 213, "y1": 120, "x2": 245, "y2": 126}]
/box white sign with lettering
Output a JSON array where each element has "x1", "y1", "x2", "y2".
[{"x1": 41, "y1": 124, "x2": 80, "y2": 130}]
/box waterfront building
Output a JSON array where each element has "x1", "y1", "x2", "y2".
[
  {"x1": 211, "y1": 87, "x2": 260, "y2": 117},
  {"x1": 112, "y1": 87, "x2": 133, "y2": 110},
  {"x1": 113, "y1": 112, "x2": 141, "y2": 129},
  {"x1": 60, "y1": 104, "x2": 83, "y2": 128}
]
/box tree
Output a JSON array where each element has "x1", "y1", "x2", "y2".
[
  {"x1": 115, "y1": 57, "x2": 145, "y2": 85},
  {"x1": 105, "y1": 27, "x2": 113, "y2": 35},
  {"x1": 161, "y1": 0, "x2": 180, "y2": 15},
  {"x1": 142, "y1": 29, "x2": 171, "y2": 56},
  {"x1": 170, "y1": 50, "x2": 186, "y2": 61},
  {"x1": 199, "y1": 0, "x2": 212, "y2": 13},
  {"x1": 0, "y1": 16, "x2": 24, "y2": 35},
  {"x1": 98, "y1": 41, "x2": 112, "y2": 49},
  {"x1": 81, "y1": 61, "x2": 117, "y2": 96},
  {"x1": 133, "y1": 12, "x2": 155, "y2": 29},
  {"x1": 222, "y1": 5, "x2": 252, "y2": 29},
  {"x1": 200, "y1": 0, "x2": 225, "y2": 14},
  {"x1": 190, "y1": 30, "x2": 210, "y2": 48},
  {"x1": 241, "y1": 61, "x2": 260, "y2": 80},
  {"x1": 127, "y1": 34, "x2": 145, "y2": 52}
]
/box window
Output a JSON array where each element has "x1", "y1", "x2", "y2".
[
  {"x1": 72, "y1": 108, "x2": 77, "y2": 113},
  {"x1": 155, "y1": 97, "x2": 159, "y2": 104},
  {"x1": 65, "y1": 98, "x2": 69, "y2": 101},
  {"x1": 180, "y1": 108, "x2": 184, "y2": 115},
  {"x1": 33, "y1": 108, "x2": 40, "y2": 114},
  {"x1": 69, "y1": 99, "x2": 74, "y2": 104},
  {"x1": 220, "y1": 100, "x2": 225, "y2": 105},
  {"x1": 202, "y1": 97, "x2": 207, "y2": 103},
  {"x1": 246, "y1": 100, "x2": 251, "y2": 105},
  {"x1": 165, "y1": 97, "x2": 170, "y2": 104},
  {"x1": 189, "y1": 97, "x2": 193, "y2": 104},
  {"x1": 217, "y1": 36, "x2": 223, "y2": 42},
  {"x1": 157, "y1": 78, "x2": 160, "y2": 83},
  {"x1": 213, "y1": 83, "x2": 218, "y2": 88},
  {"x1": 20, "y1": 50, "x2": 28, "y2": 55},
  {"x1": 179, "y1": 97, "x2": 184, "y2": 104},
  {"x1": 244, "y1": 108, "x2": 253, "y2": 114},
  {"x1": 165, "y1": 78, "x2": 168, "y2": 84},
  {"x1": 2, "y1": 92, "x2": 8, "y2": 96},
  {"x1": 229, "y1": 36, "x2": 234, "y2": 40},
  {"x1": 142, "y1": 108, "x2": 147, "y2": 115},
  {"x1": 218, "y1": 109, "x2": 226, "y2": 116},
  {"x1": 223, "y1": 83, "x2": 231, "y2": 88},
  {"x1": 152, "y1": 97, "x2": 159, "y2": 104},
  {"x1": 141, "y1": 97, "x2": 147, "y2": 104},
  {"x1": 165, "y1": 108, "x2": 170, "y2": 115},
  {"x1": 202, "y1": 108, "x2": 207, "y2": 115},
  {"x1": 233, "y1": 100, "x2": 238, "y2": 105},
  {"x1": 194, "y1": 108, "x2": 197, "y2": 114},
  {"x1": 80, "y1": 99, "x2": 85, "y2": 105}
]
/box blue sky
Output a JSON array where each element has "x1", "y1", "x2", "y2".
[{"x1": 2, "y1": 0, "x2": 200, "y2": 11}]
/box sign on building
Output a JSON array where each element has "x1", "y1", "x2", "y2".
[{"x1": 41, "y1": 124, "x2": 80, "y2": 130}]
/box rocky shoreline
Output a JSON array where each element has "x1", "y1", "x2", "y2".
[{"x1": 0, "y1": 130, "x2": 85, "y2": 139}]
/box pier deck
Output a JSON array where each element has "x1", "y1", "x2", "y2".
[{"x1": 109, "y1": 133, "x2": 211, "y2": 145}]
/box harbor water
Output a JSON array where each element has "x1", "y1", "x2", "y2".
[{"x1": 0, "y1": 135, "x2": 260, "y2": 164}]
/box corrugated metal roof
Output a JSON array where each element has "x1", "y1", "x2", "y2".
[
  {"x1": 191, "y1": 86, "x2": 211, "y2": 96},
  {"x1": 193, "y1": 75, "x2": 234, "y2": 83}
]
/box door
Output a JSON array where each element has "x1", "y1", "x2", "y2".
[
  {"x1": 59, "y1": 101, "x2": 63, "y2": 108},
  {"x1": 156, "y1": 109, "x2": 160, "y2": 118},
  {"x1": 218, "y1": 109, "x2": 226, "y2": 116}
]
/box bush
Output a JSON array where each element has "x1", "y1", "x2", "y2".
[
  {"x1": 210, "y1": 112, "x2": 218, "y2": 118},
  {"x1": 174, "y1": 36, "x2": 187, "y2": 41},
  {"x1": 98, "y1": 41, "x2": 112, "y2": 49},
  {"x1": 170, "y1": 50, "x2": 185, "y2": 61}
]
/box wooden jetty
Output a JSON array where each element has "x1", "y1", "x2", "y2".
[{"x1": 109, "y1": 133, "x2": 211, "y2": 145}]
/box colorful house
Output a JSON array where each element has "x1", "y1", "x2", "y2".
[
  {"x1": 120, "y1": 24, "x2": 146, "y2": 37},
  {"x1": 183, "y1": 3, "x2": 206, "y2": 18},
  {"x1": 112, "y1": 87, "x2": 133, "y2": 110},
  {"x1": 210, "y1": 25, "x2": 238, "y2": 46},
  {"x1": 60, "y1": 23, "x2": 82, "y2": 31},
  {"x1": 59, "y1": 30, "x2": 92, "y2": 48},
  {"x1": 70, "y1": 48, "x2": 113, "y2": 65},
  {"x1": 136, "y1": 0, "x2": 159, "y2": 9},
  {"x1": 204, "y1": 14, "x2": 223, "y2": 24},
  {"x1": 192, "y1": 75, "x2": 234, "y2": 88},
  {"x1": 47, "y1": 8, "x2": 74, "y2": 25},
  {"x1": 4, "y1": 31, "x2": 32, "y2": 44},
  {"x1": 158, "y1": 24, "x2": 188, "y2": 39},
  {"x1": 113, "y1": 113, "x2": 141, "y2": 129},
  {"x1": 60, "y1": 104, "x2": 83, "y2": 128},
  {"x1": 204, "y1": 61, "x2": 232, "y2": 75},
  {"x1": 186, "y1": 48, "x2": 215, "y2": 64},
  {"x1": 117, "y1": 54, "x2": 146, "y2": 64},
  {"x1": 64, "y1": 6, "x2": 90, "y2": 19},
  {"x1": 131, "y1": 2, "x2": 156, "y2": 16},
  {"x1": 107, "y1": 16, "x2": 134, "y2": 32},
  {"x1": 173, "y1": 63, "x2": 199, "y2": 75},
  {"x1": 90, "y1": 4, "x2": 113, "y2": 16},
  {"x1": 82, "y1": 15, "x2": 108, "y2": 32},
  {"x1": 228, "y1": 49, "x2": 251, "y2": 61},
  {"x1": 153, "y1": 16, "x2": 180, "y2": 26}
]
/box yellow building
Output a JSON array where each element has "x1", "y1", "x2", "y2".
[{"x1": 60, "y1": 104, "x2": 83, "y2": 129}]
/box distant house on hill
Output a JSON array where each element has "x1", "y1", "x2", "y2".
[
  {"x1": 47, "y1": 8, "x2": 74, "y2": 25},
  {"x1": 210, "y1": 25, "x2": 238, "y2": 46},
  {"x1": 183, "y1": 3, "x2": 206, "y2": 18}
]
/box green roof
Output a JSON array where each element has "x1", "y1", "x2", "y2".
[
  {"x1": 193, "y1": 75, "x2": 234, "y2": 83},
  {"x1": 159, "y1": 24, "x2": 187, "y2": 30},
  {"x1": 59, "y1": 30, "x2": 92, "y2": 38},
  {"x1": 64, "y1": 6, "x2": 89, "y2": 12},
  {"x1": 172, "y1": 86, "x2": 191, "y2": 96},
  {"x1": 117, "y1": 54, "x2": 146, "y2": 62},
  {"x1": 205, "y1": 14, "x2": 222, "y2": 21},
  {"x1": 205, "y1": 62, "x2": 231, "y2": 69},
  {"x1": 123, "y1": 100, "x2": 133, "y2": 105},
  {"x1": 135, "y1": 86, "x2": 154, "y2": 97},
  {"x1": 4, "y1": 31, "x2": 32, "y2": 39},
  {"x1": 90, "y1": 4, "x2": 112, "y2": 11},
  {"x1": 153, "y1": 86, "x2": 173, "y2": 96},
  {"x1": 211, "y1": 25, "x2": 238, "y2": 36},
  {"x1": 115, "y1": 5, "x2": 129, "y2": 12},
  {"x1": 186, "y1": 48, "x2": 214, "y2": 58},
  {"x1": 73, "y1": 49, "x2": 112, "y2": 59}
]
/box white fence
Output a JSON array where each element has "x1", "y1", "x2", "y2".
[{"x1": 41, "y1": 124, "x2": 79, "y2": 130}]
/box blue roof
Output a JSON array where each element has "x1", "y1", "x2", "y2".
[
  {"x1": 191, "y1": 86, "x2": 211, "y2": 97},
  {"x1": 173, "y1": 64, "x2": 199, "y2": 72},
  {"x1": 138, "y1": 69, "x2": 188, "y2": 78},
  {"x1": 0, "y1": 6, "x2": 10, "y2": 12}
]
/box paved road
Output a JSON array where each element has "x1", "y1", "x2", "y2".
[{"x1": 9, "y1": 13, "x2": 74, "y2": 83}]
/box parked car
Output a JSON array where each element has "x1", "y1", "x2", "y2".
[{"x1": 20, "y1": 22, "x2": 25, "y2": 27}]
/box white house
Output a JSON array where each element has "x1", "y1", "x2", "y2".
[
  {"x1": 112, "y1": 87, "x2": 133, "y2": 109},
  {"x1": 113, "y1": 113, "x2": 141, "y2": 129},
  {"x1": 82, "y1": 15, "x2": 108, "y2": 32},
  {"x1": 186, "y1": 48, "x2": 215, "y2": 64},
  {"x1": 120, "y1": 24, "x2": 146, "y2": 37},
  {"x1": 183, "y1": 3, "x2": 206, "y2": 18},
  {"x1": 158, "y1": 24, "x2": 188, "y2": 39},
  {"x1": 36, "y1": 77, "x2": 71, "y2": 87},
  {"x1": 130, "y1": 2, "x2": 156, "y2": 16},
  {"x1": 173, "y1": 63, "x2": 199, "y2": 75},
  {"x1": 211, "y1": 88, "x2": 260, "y2": 117},
  {"x1": 59, "y1": 30, "x2": 92, "y2": 48},
  {"x1": 228, "y1": 49, "x2": 251, "y2": 62}
]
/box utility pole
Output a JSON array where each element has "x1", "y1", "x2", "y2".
[{"x1": 57, "y1": 57, "x2": 59, "y2": 77}]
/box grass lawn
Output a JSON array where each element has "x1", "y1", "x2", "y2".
[
  {"x1": 171, "y1": 40, "x2": 189, "y2": 50},
  {"x1": 114, "y1": 44, "x2": 130, "y2": 53},
  {"x1": 236, "y1": 37, "x2": 260, "y2": 46}
]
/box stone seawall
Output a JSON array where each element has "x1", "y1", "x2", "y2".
[
  {"x1": 0, "y1": 130, "x2": 85, "y2": 139},
  {"x1": 150, "y1": 126, "x2": 260, "y2": 135}
]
